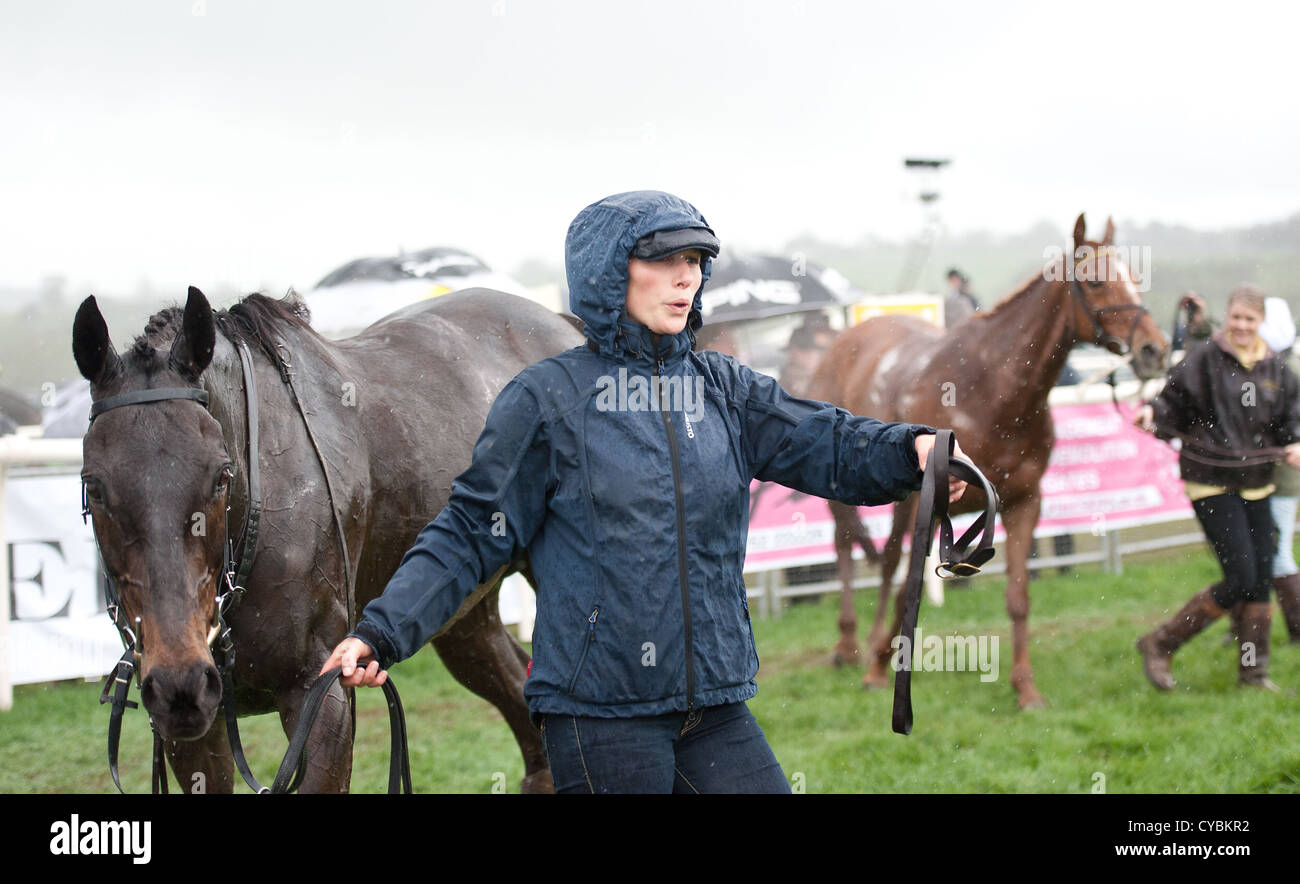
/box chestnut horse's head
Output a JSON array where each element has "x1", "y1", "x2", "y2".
[
  {"x1": 1065, "y1": 213, "x2": 1168, "y2": 380},
  {"x1": 73, "y1": 287, "x2": 231, "y2": 741}
]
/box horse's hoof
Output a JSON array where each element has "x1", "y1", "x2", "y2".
[
  {"x1": 831, "y1": 649, "x2": 860, "y2": 668},
  {"x1": 1017, "y1": 694, "x2": 1047, "y2": 711},
  {"x1": 861, "y1": 670, "x2": 889, "y2": 690},
  {"x1": 520, "y1": 769, "x2": 555, "y2": 794}
]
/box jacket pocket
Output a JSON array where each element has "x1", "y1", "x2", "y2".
[{"x1": 566, "y1": 606, "x2": 600, "y2": 695}]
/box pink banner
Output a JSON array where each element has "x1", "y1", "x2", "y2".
[{"x1": 743, "y1": 400, "x2": 1192, "y2": 572}]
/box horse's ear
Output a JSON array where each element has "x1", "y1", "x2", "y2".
[
  {"x1": 169, "y1": 286, "x2": 216, "y2": 382},
  {"x1": 1102, "y1": 216, "x2": 1115, "y2": 246},
  {"x1": 72, "y1": 295, "x2": 122, "y2": 386},
  {"x1": 1072, "y1": 214, "x2": 1086, "y2": 252}
]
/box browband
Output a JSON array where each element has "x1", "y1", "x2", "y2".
[{"x1": 89, "y1": 387, "x2": 210, "y2": 422}]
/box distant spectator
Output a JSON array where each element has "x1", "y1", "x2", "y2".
[
  {"x1": 1170, "y1": 291, "x2": 1213, "y2": 351},
  {"x1": 944, "y1": 268, "x2": 981, "y2": 328},
  {"x1": 697, "y1": 322, "x2": 742, "y2": 359},
  {"x1": 778, "y1": 312, "x2": 836, "y2": 398},
  {"x1": 1259, "y1": 297, "x2": 1300, "y2": 644}
]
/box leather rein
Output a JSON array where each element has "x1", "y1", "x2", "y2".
[
  {"x1": 892, "y1": 429, "x2": 1001, "y2": 736},
  {"x1": 85, "y1": 336, "x2": 409, "y2": 793},
  {"x1": 1150, "y1": 421, "x2": 1292, "y2": 469}
]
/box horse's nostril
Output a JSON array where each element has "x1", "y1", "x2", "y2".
[{"x1": 203, "y1": 666, "x2": 222, "y2": 703}]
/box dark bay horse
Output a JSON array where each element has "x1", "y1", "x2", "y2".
[
  {"x1": 73, "y1": 286, "x2": 581, "y2": 791},
  {"x1": 807, "y1": 215, "x2": 1168, "y2": 709}
]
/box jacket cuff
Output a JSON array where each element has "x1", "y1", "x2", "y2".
[
  {"x1": 348, "y1": 623, "x2": 397, "y2": 670},
  {"x1": 909, "y1": 425, "x2": 938, "y2": 476}
]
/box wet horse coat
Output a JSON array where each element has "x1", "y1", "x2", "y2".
[
  {"x1": 808, "y1": 215, "x2": 1168, "y2": 708},
  {"x1": 74, "y1": 287, "x2": 581, "y2": 791}
]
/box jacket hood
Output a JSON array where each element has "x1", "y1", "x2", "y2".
[{"x1": 565, "y1": 190, "x2": 716, "y2": 362}]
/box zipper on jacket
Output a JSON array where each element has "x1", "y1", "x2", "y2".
[
  {"x1": 657, "y1": 354, "x2": 696, "y2": 713},
  {"x1": 567, "y1": 607, "x2": 599, "y2": 694}
]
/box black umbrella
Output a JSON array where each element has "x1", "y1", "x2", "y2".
[
  {"x1": 306, "y1": 246, "x2": 532, "y2": 337},
  {"x1": 701, "y1": 253, "x2": 860, "y2": 323},
  {"x1": 314, "y1": 246, "x2": 497, "y2": 288}
]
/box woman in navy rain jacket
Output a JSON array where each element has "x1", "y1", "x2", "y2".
[{"x1": 322, "y1": 190, "x2": 966, "y2": 793}]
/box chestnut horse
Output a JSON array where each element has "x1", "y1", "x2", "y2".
[
  {"x1": 808, "y1": 215, "x2": 1168, "y2": 709},
  {"x1": 74, "y1": 287, "x2": 581, "y2": 791}
]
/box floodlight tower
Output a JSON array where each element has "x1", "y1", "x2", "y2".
[{"x1": 895, "y1": 157, "x2": 951, "y2": 292}]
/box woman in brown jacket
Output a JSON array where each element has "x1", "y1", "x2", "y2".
[{"x1": 1133, "y1": 285, "x2": 1300, "y2": 691}]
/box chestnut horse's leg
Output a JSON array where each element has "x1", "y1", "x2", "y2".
[
  {"x1": 161, "y1": 716, "x2": 236, "y2": 794},
  {"x1": 275, "y1": 679, "x2": 354, "y2": 793},
  {"x1": 433, "y1": 579, "x2": 553, "y2": 794},
  {"x1": 831, "y1": 502, "x2": 885, "y2": 666},
  {"x1": 1001, "y1": 495, "x2": 1046, "y2": 709},
  {"x1": 863, "y1": 494, "x2": 917, "y2": 689},
  {"x1": 831, "y1": 501, "x2": 862, "y2": 666}
]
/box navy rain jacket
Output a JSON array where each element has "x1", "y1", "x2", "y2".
[{"x1": 351, "y1": 190, "x2": 933, "y2": 721}]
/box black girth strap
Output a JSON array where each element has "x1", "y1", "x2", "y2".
[{"x1": 891, "y1": 430, "x2": 1000, "y2": 735}]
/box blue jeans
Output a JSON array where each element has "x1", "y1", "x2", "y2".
[
  {"x1": 539, "y1": 701, "x2": 791, "y2": 794},
  {"x1": 1271, "y1": 494, "x2": 1299, "y2": 578}
]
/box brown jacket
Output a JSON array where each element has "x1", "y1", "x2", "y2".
[{"x1": 1150, "y1": 331, "x2": 1300, "y2": 490}]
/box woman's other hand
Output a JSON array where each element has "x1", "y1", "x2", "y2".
[
  {"x1": 1285, "y1": 443, "x2": 1300, "y2": 470},
  {"x1": 1132, "y1": 405, "x2": 1155, "y2": 433}
]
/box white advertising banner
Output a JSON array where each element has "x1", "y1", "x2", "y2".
[{"x1": 6, "y1": 473, "x2": 122, "y2": 685}]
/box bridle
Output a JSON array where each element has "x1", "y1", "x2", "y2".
[
  {"x1": 83, "y1": 332, "x2": 409, "y2": 793},
  {"x1": 82, "y1": 332, "x2": 408, "y2": 793},
  {"x1": 84, "y1": 341, "x2": 264, "y2": 793},
  {"x1": 1066, "y1": 246, "x2": 1151, "y2": 358}
]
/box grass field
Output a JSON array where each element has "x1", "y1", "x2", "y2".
[{"x1": 3, "y1": 546, "x2": 1298, "y2": 794}]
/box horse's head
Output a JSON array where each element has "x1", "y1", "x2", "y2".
[
  {"x1": 73, "y1": 287, "x2": 231, "y2": 741},
  {"x1": 1065, "y1": 213, "x2": 1168, "y2": 380}
]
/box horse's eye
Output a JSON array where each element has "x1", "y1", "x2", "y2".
[
  {"x1": 84, "y1": 479, "x2": 105, "y2": 506},
  {"x1": 214, "y1": 466, "x2": 234, "y2": 496}
]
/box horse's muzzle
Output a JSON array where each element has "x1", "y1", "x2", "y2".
[
  {"x1": 1129, "y1": 341, "x2": 1168, "y2": 381},
  {"x1": 140, "y1": 660, "x2": 223, "y2": 741}
]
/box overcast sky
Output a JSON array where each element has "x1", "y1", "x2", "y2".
[{"x1": 3, "y1": 0, "x2": 1297, "y2": 300}]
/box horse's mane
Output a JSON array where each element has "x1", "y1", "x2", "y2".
[
  {"x1": 971, "y1": 252, "x2": 1080, "y2": 323},
  {"x1": 128, "y1": 292, "x2": 315, "y2": 372},
  {"x1": 982, "y1": 271, "x2": 1047, "y2": 315}
]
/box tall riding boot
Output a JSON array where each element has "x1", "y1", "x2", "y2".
[
  {"x1": 1237, "y1": 602, "x2": 1280, "y2": 691},
  {"x1": 1272, "y1": 573, "x2": 1300, "y2": 643},
  {"x1": 1136, "y1": 587, "x2": 1227, "y2": 691},
  {"x1": 1222, "y1": 600, "x2": 1244, "y2": 647}
]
